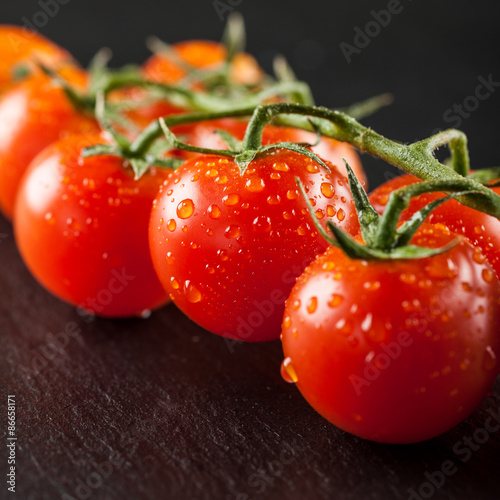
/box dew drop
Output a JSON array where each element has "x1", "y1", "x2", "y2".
[
  {"x1": 267, "y1": 195, "x2": 281, "y2": 205},
  {"x1": 223, "y1": 193, "x2": 240, "y2": 206},
  {"x1": 320, "y1": 182, "x2": 334, "y2": 199},
  {"x1": 253, "y1": 215, "x2": 272, "y2": 233},
  {"x1": 215, "y1": 175, "x2": 228, "y2": 184},
  {"x1": 322, "y1": 261, "x2": 335, "y2": 271},
  {"x1": 273, "y1": 161, "x2": 289, "y2": 172},
  {"x1": 306, "y1": 163, "x2": 320, "y2": 173},
  {"x1": 208, "y1": 204, "x2": 221, "y2": 219},
  {"x1": 292, "y1": 299, "x2": 301, "y2": 310},
  {"x1": 270, "y1": 172, "x2": 281, "y2": 180},
  {"x1": 217, "y1": 249, "x2": 229, "y2": 261},
  {"x1": 184, "y1": 280, "x2": 202, "y2": 303},
  {"x1": 307, "y1": 297, "x2": 318, "y2": 314},
  {"x1": 281, "y1": 357, "x2": 298, "y2": 383},
  {"x1": 482, "y1": 269, "x2": 495, "y2": 283},
  {"x1": 363, "y1": 281, "x2": 381, "y2": 291},
  {"x1": 337, "y1": 208, "x2": 346, "y2": 222},
  {"x1": 297, "y1": 223, "x2": 309, "y2": 236},
  {"x1": 286, "y1": 189, "x2": 298, "y2": 200},
  {"x1": 327, "y1": 205, "x2": 336, "y2": 217},
  {"x1": 245, "y1": 177, "x2": 265, "y2": 192},
  {"x1": 44, "y1": 212, "x2": 55, "y2": 224},
  {"x1": 225, "y1": 225, "x2": 240, "y2": 239},
  {"x1": 167, "y1": 219, "x2": 176, "y2": 232},
  {"x1": 283, "y1": 315, "x2": 292, "y2": 328},
  {"x1": 170, "y1": 277, "x2": 180, "y2": 290},
  {"x1": 399, "y1": 273, "x2": 417, "y2": 285},
  {"x1": 177, "y1": 199, "x2": 194, "y2": 219},
  {"x1": 328, "y1": 294, "x2": 344, "y2": 308},
  {"x1": 473, "y1": 249, "x2": 486, "y2": 264}
]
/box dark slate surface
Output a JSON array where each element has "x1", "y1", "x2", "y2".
[{"x1": 1, "y1": 214, "x2": 500, "y2": 500}]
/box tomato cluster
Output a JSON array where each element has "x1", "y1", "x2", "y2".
[{"x1": 2, "y1": 23, "x2": 499, "y2": 444}]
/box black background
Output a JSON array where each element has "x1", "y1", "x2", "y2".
[
  {"x1": 2, "y1": 1, "x2": 500, "y2": 500},
  {"x1": 3, "y1": 0, "x2": 500, "y2": 187}
]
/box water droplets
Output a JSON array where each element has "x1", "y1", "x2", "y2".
[
  {"x1": 482, "y1": 268, "x2": 495, "y2": 283},
  {"x1": 245, "y1": 177, "x2": 265, "y2": 193},
  {"x1": 208, "y1": 204, "x2": 221, "y2": 219},
  {"x1": 337, "y1": 208, "x2": 346, "y2": 222},
  {"x1": 320, "y1": 182, "x2": 334, "y2": 198},
  {"x1": 167, "y1": 219, "x2": 176, "y2": 232},
  {"x1": 253, "y1": 215, "x2": 272, "y2": 233},
  {"x1": 306, "y1": 296, "x2": 318, "y2": 314},
  {"x1": 177, "y1": 199, "x2": 194, "y2": 219},
  {"x1": 223, "y1": 193, "x2": 240, "y2": 206},
  {"x1": 225, "y1": 225, "x2": 240, "y2": 239},
  {"x1": 281, "y1": 357, "x2": 298, "y2": 383},
  {"x1": 328, "y1": 294, "x2": 344, "y2": 308},
  {"x1": 184, "y1": 280, "x2": 202, "y2": 303}
]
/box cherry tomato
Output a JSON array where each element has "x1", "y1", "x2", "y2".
[
  {"x1": 0, "y1": 25, "x2": 72, "y2": 92},
  {"x1": 149, "y1": 150, "x2": 359, "y2": 342},
  {"x1": 14, "y1": 133, "x2": 171, "y2": 318},
  {"x1": 142, "y1": 40, "x2": 263, "y2": 86},
  {"x1": 369, "y1": 173, "x2": 500, "y2": 277},
  {"x1": 281, "y1": 223, "x2": 500, "y2": 443},
  {"x1": 181, "y1": 118, "x2": 367, "y2": 187},
  {"x1": 0, "y1": 66, "x2": 98, "y2": 219}
]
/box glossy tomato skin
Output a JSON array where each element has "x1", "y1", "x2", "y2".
[
  {"x1": 142, "y1": 40, "x2": 263, "y2": 86},
  {"x1": 0, "y1": 25, "x2": 72, "y2": 91},
  {"x1": 281, "y1": 224, "x2": 500, "y2": 443},
  {"x1": 0, "y1": 66, "x2": 98, "y2": 219},
  {"x1": 369, "y1": 174, "x2": 500, "y2": 278},
  {"x1": 149, "y1": 150, "x2": 359, "y2": 342},
  {"x1": 180, "y1": 119, "x2": 367, "y2": 187},
  {"x1": 14, "y1": 133, "x2": 171, "y2": 318}
]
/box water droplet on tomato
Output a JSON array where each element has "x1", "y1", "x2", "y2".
[
  {"x1": 399, "y1": 273, "x2": 417, "y2": 284},
  {"x1": 207, "y1": 204, "x2": 221, "y2": 219},
  {"x1": 206, "y1": 168, "x2": 218, "y2": 177},
  {"x1": 245, "y1": 177, "x2": 265, "y2": 192},
  {"x1": 270, "y1": 172, "x2": 281, "y2": 180},
  {"x1": 170, "y1": 277, "x2": 180, "y2": 290},
  {"x1": 177, "y1": 199, "x2": 194, "y2": 219},
  {"x1": 337, "y1": 208, "x2": 345, "y2": 221},
  {"x1": 320, "y1": 182, "x2": 334, "y2": 198},
  {"x1": 482, "y1": 269, "x2": 495, "y2": 283},
  {"x1": 139, "y1": 309, "x2": 152, "y2": 319},
  {"x1": 184, "y1": 281, "x2": 202, "y2": 303},
  {"x1": 472, "y1": 249, "x2": 486, "y2": 264},
  {"x1": 217, "y1": 249, "x2": 229, "y2": 261},
  {"x1": 286, "y1": 189, "x2": 298, "y2": 200},
  {"x1": 327, "y1": 205, "x2": 336, "y2": 217},
  {"x1": 474, "y1": 225, "x2": 485, "y2": 235},
  {"x1": 363, "y1": 281, "x2": 381, "y2": 291},
  {"x1": 225, "y1": 225, "x2": 240, "y2": 239},
  {"x1": 267, "y1": 195, "x2": 280, "y2": 205},
  {"x1": 280, "y1": 357, "x2": 298, "y2": 383},
  {"x1": 223, "y1": 193, "x2": 240, "y2": 206},
  {"x1": 253, "y1": 216, "x2": 271, "y2": 233},
  {"x1": 167, "y1": 219, "x2": 176, "y2": 231},
  {"x1": 306, "y1": 163, "x2": 320, "y2": 173},
  {"x1": 191, "y1": 173, "x2": 199, "y2": 182},
  {"x1": 44, "y1": 212, "x2": 55, "y2": 224},
  {"x1": 292, "y1": 299, "x2": 301, "y2": 310},
  {"x1": 297, "y1": 223, "x2": 309, "y2": 236},
  {"x1": 306, "y1": 297, "x2": 317, "y2": 314},
  {"x1": 328, "y1": 294, "x2": 344, "y2": 308},
  {"x1": 283, "y1": 315, "x2": 292, "y2": 328},
  {"x1": 215, "y1": 175, "x2": 228, "y2": 184},
  {"x1": 483, "y1": 346, "x2": 497, "y2": 371},
  {"x1": 273, "y1": 161, "x2": 289, "y2": 172}
]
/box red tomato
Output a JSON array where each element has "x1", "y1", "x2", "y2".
[
  {"x1": 142, "y1": 40, "x2": 263, "y2": 86},
  {"x1": 281, "y1": 223, "x2": 500, "y2": 443},
  {"x1": 14, "y1": 133, "x2": 171, "y2": 317},
  {"x1": 0, "y1": 25, "x2": 73, "y2": 92},
  {"x1": 181, "y1": 119, "x2": 367, "y2": 187},
  {"x1": 369, "y1": 173, "x2": 500, "y2": 278},
  {"x1": 149, "y1": 150, "x2": 359, "y2": 342},
  {"x1": 0, "y1": 66, "x2": 98, "y2": 219}
]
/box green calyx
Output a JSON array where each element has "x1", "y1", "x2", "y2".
[{"x1": 298, "y1": 163, "x2": 486, "y2": 261}]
